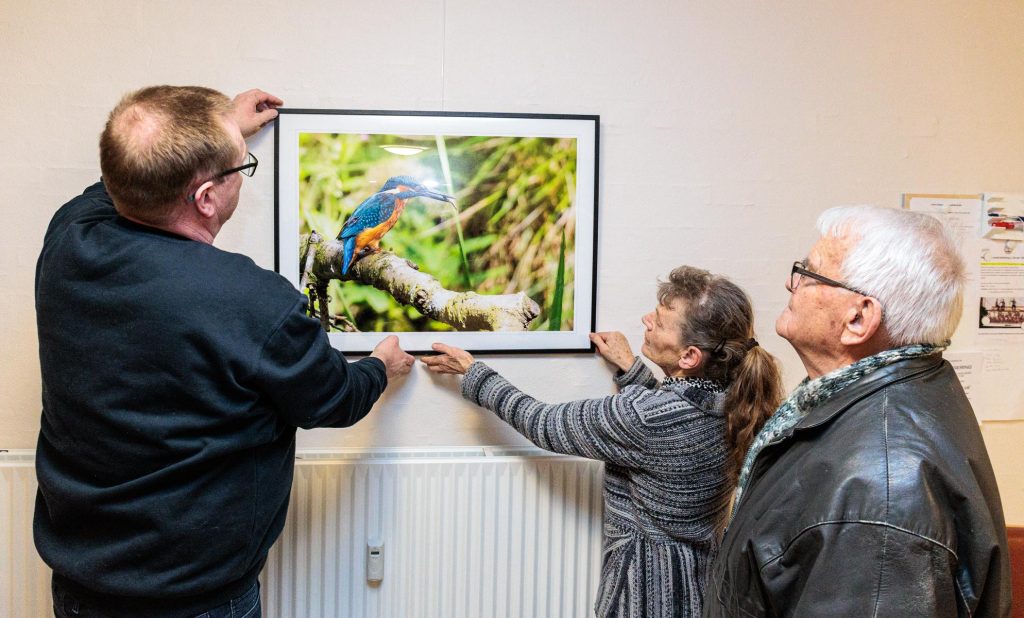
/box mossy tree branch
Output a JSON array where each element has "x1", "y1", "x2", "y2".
[{"x1": 301, "y1": 232, "x2": 540, "y2": 332}]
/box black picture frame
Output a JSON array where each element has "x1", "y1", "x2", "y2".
[{"x1": 275, "y1": 109, "x2": 599, "y2": 354}]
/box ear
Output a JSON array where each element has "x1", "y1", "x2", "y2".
[
  {"x1": 677, "y1": 345, "x2": 704, "y2": 373},
  {"x1": 840, "y1": 295, "x2": 884, "y2": 346},
  {"x1": 189, "y1": 180, "x2": 218, "y2": 219}
]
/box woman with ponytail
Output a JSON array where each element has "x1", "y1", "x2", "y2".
[{"x1": 422, "y1": 266, "x2": 783, "y2": 618}]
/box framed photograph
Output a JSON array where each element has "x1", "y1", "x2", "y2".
[{"x1": 275, "y1": 109, "x2": 599, "y2": 354}]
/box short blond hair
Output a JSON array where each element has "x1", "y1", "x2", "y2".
[{"x1": 99, "y1": 86, "x2": 235, "y2": 219}]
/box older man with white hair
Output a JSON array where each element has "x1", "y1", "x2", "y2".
[{"x1": 704, "y1": 206, "x2": 1011, "y2": 617}]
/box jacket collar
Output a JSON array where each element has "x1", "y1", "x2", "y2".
[{"x1": 793, "y1": 353, "x2": 945, "y2": 432}]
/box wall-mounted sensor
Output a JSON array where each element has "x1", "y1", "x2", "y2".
[{"x1": 366, "y1": 539, "x2": 384, "y2": 583}]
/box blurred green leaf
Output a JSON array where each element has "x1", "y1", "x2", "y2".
[{"x1": 549, "y1": 229, "x2": 566, "y2": 331}]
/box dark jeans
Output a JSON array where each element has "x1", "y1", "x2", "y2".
[{"x1": 52, "y1": 580, "x2": 261, "y2": 618}]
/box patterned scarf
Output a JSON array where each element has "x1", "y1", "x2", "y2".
[
  {"x1": 662, "y1": 375, "x2": 725, "y2": 393},
  {"x1": 730, "y1": 342, "x2": 946, "y2": 520}
]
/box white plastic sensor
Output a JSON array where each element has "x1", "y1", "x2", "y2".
[{"x1": 366, "y1": 539, "x2": 384, "y2": 583}]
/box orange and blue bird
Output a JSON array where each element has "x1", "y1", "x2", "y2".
[{"x1": 338, "y1": 176, "x2": 455, "y2": 275}]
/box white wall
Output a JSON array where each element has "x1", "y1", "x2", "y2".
[{"x1": 2, "y1": 1, "x2": 1022, "y2": 521}]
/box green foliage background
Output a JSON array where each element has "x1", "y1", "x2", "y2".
[{"x1": 298, "y1": 132, "x2": 578, "y2": 332}]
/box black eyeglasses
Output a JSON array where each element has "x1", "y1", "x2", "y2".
[
  {"x1": 187, "y1": 152, "x2": 258, "y2": 201},
  {"x1": 790, "y1": 260, "x2": 868, "y2": 296},
  {"x1": 215, "y1": 151, "x2": 258, "y2": 179}
]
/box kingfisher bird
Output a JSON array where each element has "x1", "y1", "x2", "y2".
[{"x1": 338, "y1": 176, "x2": 455, "y2": 275}]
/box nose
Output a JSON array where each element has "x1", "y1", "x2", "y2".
[
  {"x1": 641, "y1": 312, "x2": 653, "y2": 330},
  {"x1": 784, "y1": 273, "x2": 795, "y2": 293}
]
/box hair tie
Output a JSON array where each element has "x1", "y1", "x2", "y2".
[
  {"x1": 745, "y1": 338, "x2": 759, "y2": 351},
  {"x1": 712, "y1": 338, "x2": 727, "y2": 356}
]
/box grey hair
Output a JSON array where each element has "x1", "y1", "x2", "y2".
[{"x1": 816, "y1": 205, "x2": 965, "y2": 346}]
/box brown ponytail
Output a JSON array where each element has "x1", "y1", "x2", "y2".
[
  {"x1": 720, "y1": 344, "x2": 783, "y2": 487},
  {"x1": 657, "y1": 266, "x2": 784, "y2": 488}
]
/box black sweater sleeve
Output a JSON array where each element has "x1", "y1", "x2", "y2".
[{"x1": 255, "y1": 299, "x2": 388, "y2": 429}]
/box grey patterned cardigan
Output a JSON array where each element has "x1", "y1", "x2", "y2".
[{"x1": 461, "y1": 358, "x2": 730, "y2": 618}]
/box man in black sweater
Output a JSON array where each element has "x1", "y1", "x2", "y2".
[{"x1": 34, "y1": 86, "x2": 414, "y2": 618}]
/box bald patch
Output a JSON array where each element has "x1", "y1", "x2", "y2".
[{"x1": 112, "y1": 104, "x2": 168, "y2": 155}]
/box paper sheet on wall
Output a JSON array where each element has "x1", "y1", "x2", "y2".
[
  {"x1": 903, "y1": 193, "x2": 1024, "y2": 420},
  {"x1": 979, "y1": 193, "x2": 1024, "y2": 337}
]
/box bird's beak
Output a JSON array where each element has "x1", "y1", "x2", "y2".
[{"x1": 418, "y1": 189, "x2": 455, "y2": 204}]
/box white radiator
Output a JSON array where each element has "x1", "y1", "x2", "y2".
[
  {"x1": 0, "y1": 451, "x2": 50, "y2": 617},
  {"x1": 1, "y1": 448, "x2": 605, "y2": 617}
]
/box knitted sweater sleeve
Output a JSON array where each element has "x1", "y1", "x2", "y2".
[
  {"x1": 613, "y1": 357, "x2": 659, "y2": 389},
  {"x1": 461, "y1": 361, "x2": 659, "y2": 467}
]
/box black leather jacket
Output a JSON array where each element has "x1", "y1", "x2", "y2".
[{"x1": 705, "y1": 355, "x2": 1011, "y2": 617}]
